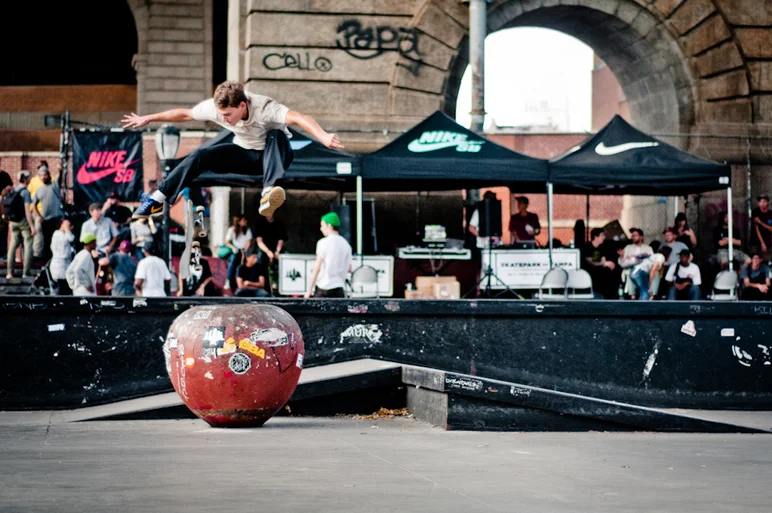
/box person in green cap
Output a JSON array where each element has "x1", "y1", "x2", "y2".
[
  {"x1": 304, "y1": 212, "x2": 352, "y2": 298},
  {"x1": 65, "y1": 232, "x2": 98, "y2": 296}
]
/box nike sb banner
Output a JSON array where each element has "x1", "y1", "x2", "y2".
[{"x1": 72, "y1": 131, "x2": 144, "y2": 207}]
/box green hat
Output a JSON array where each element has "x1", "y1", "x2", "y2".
[
  {"x1": 80, "y1": 232, "x2": 97, "y2": 244},
  {"x1": 321, "y1": 212, "x2": 341, "y2": 228}
]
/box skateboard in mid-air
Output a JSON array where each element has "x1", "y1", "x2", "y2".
[{"x1": 179, "y1": 200, "x2": 206, "y2": 280}]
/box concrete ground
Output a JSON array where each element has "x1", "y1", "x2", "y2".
[{"x1": 1, "y1": 414, "x2": 771, "y2": 513}]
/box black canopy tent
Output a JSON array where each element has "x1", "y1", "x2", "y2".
[
  {"x1": 546, "y1": 115, "x2": 734, "y2": 267},
  {"x1": 360, "y1": 111, "x2": 549, "y2": 192},
  {"x1": 549, "y1": 115, "x2": 730, "y2": 196},
  {"x1": 184, "y1": 128, "x2": 359, "y2": 191}
]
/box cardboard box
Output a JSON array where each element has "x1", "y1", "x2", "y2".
[
  {"x1": 405, "y1": 289, "x2": 431, "y2": 299},
  {"x1": 433, "y1": 281, "x2": 460, "y2": 300},
  {"x1": 415, "y1": 276, "x2": 457, "y2": 296}
]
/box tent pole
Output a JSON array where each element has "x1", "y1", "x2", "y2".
[
  {"x1": 585, "y1": 194, "x2": 590, "y2": 240},
  {"x1": 547, "y1": 182, "x2": 554, "y2": 268},
  {"x1": 469, "y1": 0, "x2": 487, "y2": 133},
  {"x1": 356, "y1": 175, "x2": 364, "y2": 262},
  {"x1": 727, "y1": 186, "x2": 734, "y2": 272},
  {"x1": 746, "y1": 138, "x2": 752, "y2": 246}
]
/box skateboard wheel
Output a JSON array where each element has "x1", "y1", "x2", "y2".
[
  {"x1": 192, "y1": 241, "x2": 200, "y2": 248},
  {"x1": 198, "y1": 231, "x2": 207, "y2": 238}
]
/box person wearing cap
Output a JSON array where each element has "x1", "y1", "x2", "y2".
[
  {"x1": 304, "y1": 212, "x2": 352, "y2": 299},
  {"x1": 235, "y1": 246, "x2": 270, "y2": 297},
  {"x1": 31, "y1": 164, "x2": 63, "y2": 262},
  {"x1": 665, "y1": 249, "x2": 702, "y2": 300},
  {"x1": 752, "y1": 194, "x2": 772, "y2": 261},
  {"x1": 134, "y1": 244, "x2": 171, "y2": 297},
  {"x1": 509, "y1": 196, "x2": 541, "y2": 243},
  {"x1": 50, "y1": 218, "x2": 75, "y2": 295},
  {"x1": 65, "y1": 232, "x2": 98, "y2": 296},
  {"x1": 104, "y1": 240, "x2": 137, "y2": 296}
]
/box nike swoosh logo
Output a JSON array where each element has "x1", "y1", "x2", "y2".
[
  {"x1": 407, "y1": 141, "x2": 464, "y2": 153},
  {"x1": 76, "y1": 160, "x2": 139, "y2": 184},
  {"x1": 595, "y1": 142, "x2": 659, "y2": 155},
  {"x1": 150, "y1": 204, "x2": 164, "y2": 214}
]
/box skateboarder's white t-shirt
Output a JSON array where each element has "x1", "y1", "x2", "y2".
[
  {"x1": 192, "y1": 92, "x2": 291, "y2": 150},
  {"x1": 315, "y1": 233, "x2": 352, "y2": 290},
  {"x1": 135, "y1": 255, "x2": 172, "y2": 297}
]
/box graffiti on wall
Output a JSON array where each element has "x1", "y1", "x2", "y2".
[{"x1": 336, "y1": 19, "x2": 423, "y2": 76}]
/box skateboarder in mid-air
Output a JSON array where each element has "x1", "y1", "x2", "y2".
[{"x1": 122, "y1": 81, "x2": 344, "y2": 219}]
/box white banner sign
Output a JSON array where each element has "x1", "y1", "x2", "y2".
[
  {"x1": 481, "y1": 249, "x2": 580, "y2": 289},
  {"x1": 278, "y1": 254, "x2": 394, "y2": 297}
]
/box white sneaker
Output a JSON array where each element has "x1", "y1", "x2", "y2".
[{"x1": 259, "y1": 186, "x2": 286, "y2": 217}]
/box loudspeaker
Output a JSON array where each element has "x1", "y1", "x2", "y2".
[
  {"x1": 476, "y1": 199, "x2": 502, "y2": 238},
  {"x1": 333, "y1": 204, "x2": 352, "y2": 244}
]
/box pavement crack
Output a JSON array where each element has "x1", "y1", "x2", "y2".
[
  {"x1": 336, "y1": 438, "x2": 502, "y2": 512},
  {"x1": 43, "y1": 412, "x2": 53, "y2": 446}
]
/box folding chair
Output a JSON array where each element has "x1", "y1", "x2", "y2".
[
  {"x1": 709, "y1": 270, "x2": 738, "y2": 301},
  {"x1": 534, "y1": 267, "x2": 569, "y2": 300},
  {"x1": 565, "y1": 269, "x2": 595, "y2": 299},
  {"x1": 348, "y1": 265, "x2": 379, "y2": 298}
]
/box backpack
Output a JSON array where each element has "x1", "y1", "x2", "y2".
[{"x1": 2, "y1": 188, "x2": 26, "y2": 222}]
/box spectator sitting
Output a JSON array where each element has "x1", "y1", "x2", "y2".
[
  {"x1": 581, "y1": 228, "x2": 618, "y2": 299},
  {"x1": 81, "y1": 202, "x2": 118, "y2": 256},
  {"x1": 102, "y1": 240, "x2": 137, "y2": 296},
  {"x1": 630, "y1": 246, "x2": 671, "y2": 300},
  {"x1": 712, "y1": 211, "x2": 751, "y2": 270},
  {"x1": 665, "y1": 249, "x2": 702, "y2": 300},
  {"x1": 134, "y1": 244, "x2": 171, "y2": 297},
  {"x1": 618, "y1": 228, "x2": 653, "y2": 298},
  {"x1": 235, "y1": 246, "x2": 269, "y2": 297},
  {"x1": 224, "y1": 214, "x2": 253, "y2": 291},
  {"x1": 751, "y1": 194, "x2": 772, "y2": 262},
  {"x1": 740, "y1": 252, "x2": 771, "y2": 301},
  {"x1": 662, "y1": 226, "x2": 689, "y2": 267}
]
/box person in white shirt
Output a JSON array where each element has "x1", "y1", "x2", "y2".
[
  {"x1": 123, "y1": 81, "x2": 344, "y2": 220},
  {"x1": 134, "y1": 245, "x2": 171, "y2": 297},
  {"x1": 224, "y1": 214, "x2": 253, "y2": 290},
  {"x1": 618, "y1": 228, "x2": 653, "y2": 297},
  {"x1": 80, "y1": 202, "x2": 118, "y2": 255},
  {"x1": 50, "y1": 218, "x2": 75, "y2": 294},
  {"x1": 65, "y1": 232, "x2": 97, "y2": 296},
  {"x1": 304, "y1": 212, "x2": 352, "y2": 298},
  {"x1": 629, "y1": 246, "x2": 671, "y2": 300},
  {"x1": 665, "y1": 249, "x2": 702, "y2": 300}
]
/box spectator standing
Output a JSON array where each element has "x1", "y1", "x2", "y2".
[
  {"x1": 509, "y1": 196, "x2": 541, "y2": 243},
  {"x1": 134, "y1": 245, "x2": 171, "y2": 297},
  {"x1": 751, "y1": 195, "x2": 772, "y2": 262},
  {"x1": 665, "y1": 249, "x2": 702, "y2": 300},
  {"x1": 674, "y1": 213, "x2": 697, "y2": 252},
  {"x1": 130, "y1": 217, "x2": 156, "y2": 260},
  {"x1": 224, "y1": 215, "x2": 253, "y2": 290},
  {"x1": 66, "y1": 232, "x2": 97, "y2": 296},
  {"x1": 304, "y1": 212, "x2": 352, "y2": 299},
  {"x1": 50, "y1": 218, "x2": 75, "y2": 294},
  {"x1": 102, "y1": 192, "x2": 133, "y2": 243},
  {"x1": 740, "y1": 253, "x2": 771, "y2": 301},
  {"x1": 254, "y1": 214, "x2": 287, "y2": 293},
  {"x1": 4, "y1": 171, "x2": 36, "y2": 279},
  {"x1": 0, "y1": 170, "x2": 13, "y2": 262},
  {"x1": 81, "y1": 202, "x2": 118, "y2": 256},
  {"x1": 27, "y1": 162, "x2": 49, "y2": 258},
  {"x1": 31, "y1": 166, "x2": 63, "y2": 261},
  {"x1": 106, "y1": 240, "x2": 137, "y2": 296}
]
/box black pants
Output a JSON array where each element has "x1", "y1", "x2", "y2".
[
  {"x1": 158, "y1": 129, "x2": 294, "y2": 202},
  {"x1": 314, "y1": 287, "x2": 346, "y2": 298},
  {"x1": 42, "y1": 216, "x2": 61, "y2": 262}
]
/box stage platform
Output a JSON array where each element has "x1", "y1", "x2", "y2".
[{"x1": 1, "y1": 297, "x2": 771, "y2": 432}]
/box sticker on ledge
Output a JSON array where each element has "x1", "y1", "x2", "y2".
[
  {"x1": 296, "y1": 354, "x2": 304, "y2": 369},
  {"x1": 721, "y1": 328, "x2": 735, "y2": 337},
  {"x1": 681, "y1": 320, "x2": 697, "y2": 337},
  {"x1": 194, "y1": 310, "x2": 212, "y2": 320},
  {"x1": 47, "y1": 323, "x2": 65, "y2": 332},
  {"x1": 228, "y1": 352, "x2": 251, "y2": 375},
  {"x1": 132, "y1": 298, "x2": 147, "y2": 308}
]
